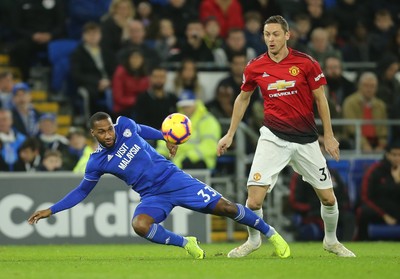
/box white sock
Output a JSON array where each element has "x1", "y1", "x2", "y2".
[
  {"x1": 321, "y1": 202, "x2": 339, "y2": 245},
  {"x1": 246, "y1": 204, "x2": 263, "y2": 245}
]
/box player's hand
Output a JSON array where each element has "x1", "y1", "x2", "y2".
[
  {"x1": 166, "y1": 142, "x2": 178, "y2": 158},
  {"x1": 383, "y1": 214, "x2": 397, "y2": 225},
  {"x1": 217, "y1": 134, "x2": 233, "y2": 156},
  {"x1": 28, "y1": 209, "x2": 52, "y2": 224},
  {"x1": 324, "y1": 135, "x2": 340, "y2": 161}
]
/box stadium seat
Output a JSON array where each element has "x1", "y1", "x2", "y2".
[
  {"x1": 47, "y1": 39, "x2": 79, "y2": 94},
  {"x1": 327, "y1": 159, "x2": 351, "y2": 185},
  {"x1": 368, "y1": 224, "x2": 400, "y2": 240},
  {"x1": 348, "y1": 159, "x2": 379, "y2": 209}
]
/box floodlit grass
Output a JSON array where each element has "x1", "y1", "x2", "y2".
[{"x1": 1, "y1": 242, "x2": 399, "y2": 279}]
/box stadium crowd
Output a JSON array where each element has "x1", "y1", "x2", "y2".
[{"x1": 0, "y1": 0, "x2": 400, "y2": 241}]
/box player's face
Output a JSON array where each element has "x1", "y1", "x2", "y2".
[
  {"x1": 263, "y1": 23, "x2": 289, "y2": 55},
  {"x1": 91, "y1": 118, "x2": 116, "y2": 148}
]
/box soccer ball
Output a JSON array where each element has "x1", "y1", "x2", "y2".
[{"x1": 161, "y1": 113, "x2": 192, "y2": 144}]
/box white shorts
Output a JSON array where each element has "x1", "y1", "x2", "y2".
[{"x1": 247, "y1": 126, "x2": 332, "y2": 192}]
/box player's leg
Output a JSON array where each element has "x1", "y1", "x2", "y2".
[
  {"x1": 229, "y1": 126, "x2": 292, "y2": 257},
  {"x1": 210, "y1": 197, "x2": 290, "y2": 258},
  {"x1": 292, "y1": 140, "x2": 355, "y2": 257},
  {"x1": 132, "y1": 200, "x2": 205, "y2": 259}
]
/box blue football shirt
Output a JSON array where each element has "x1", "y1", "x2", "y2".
[{"x1": 85, "y1": 116, "x2": 180, "y2": 196}]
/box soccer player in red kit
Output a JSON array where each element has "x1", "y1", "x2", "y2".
[{"x1": 217, "y1": 15, "x2": 355, "y2": 258}]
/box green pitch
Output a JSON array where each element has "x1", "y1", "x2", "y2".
[{"x1": 1, "y1": 242, "x2": 399, "y2": 279}]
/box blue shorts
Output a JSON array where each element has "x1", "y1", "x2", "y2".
[{"x1": 134, "y1": 171, "x2": 222, "y2": 223}]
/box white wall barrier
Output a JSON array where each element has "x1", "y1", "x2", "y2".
[{"x1": 0, "y1": 171, "x2": 211, "y2": 245}]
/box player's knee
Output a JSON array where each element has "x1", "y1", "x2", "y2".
[
  {"x1": 132, "y1": 215, "x2": 152, "y2": 237},
  {"x1": 246, "y1": 198, "x2": 263, "y2": 210},
  {"x1": 320, "y1": 196, "x2": 336, "y2": 206}
]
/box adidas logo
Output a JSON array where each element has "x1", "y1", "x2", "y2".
[
  {"x1": 107, "y1": 155, "x2": 114, "y2": 161},
  {"x1": 262, "y1": 72, "x2": 269, "y2": 77},
  {"x1": 165, "y1": 237, "x2": 170, "y2": 244},
  {"x1": 254, "y1": 218, "x2": 260, "y2": 227}
]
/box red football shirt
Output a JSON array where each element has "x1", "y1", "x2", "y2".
[{"x1": 241, "y1": 48, "x2": 327, "y2": 143}]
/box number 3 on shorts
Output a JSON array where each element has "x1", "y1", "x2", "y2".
[
  {"x1": 319, "y1": 167, "x2": 331, "y2": 181},
  {"x1": 197, "y1": 185, "x2": 218, "y2": 202}
]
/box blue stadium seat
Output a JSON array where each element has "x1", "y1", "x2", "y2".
[
  {"x1": 348, "y1": 159, "x2": 379, "y2": 209},
  {"x1": 327, "y1": 159, "x2": 351, "y2": 185},
  {"x1": 368, "y1": 224, "x2": 400, "y2": 240},
  {"x1": 47, "y1": 39, "x2": 79, "y2": 94}
]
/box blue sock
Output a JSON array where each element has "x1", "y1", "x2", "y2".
[
  {"x1": 234, "y1": 204, "x2": 275, "y2": 238},
  {"x1": 145, "y1": 224, "x2": 187, "y2": 247}
]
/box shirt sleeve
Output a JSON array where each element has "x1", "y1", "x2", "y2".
[
  {"x1": 49, "y1": 179, "x2": 98, "y2": 214},
  {"x1": 306, "y1": 60, "x2": 327, "y2": 90},
  {"x1": 241, "y1": 64, "x2": 258, "y2": 92},
  {"x1": 137, "y1": 124, "x2": 164, "y2": 140}
]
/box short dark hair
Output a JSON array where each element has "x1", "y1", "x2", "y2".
[
  {"x1": 264, "y1": 15, "x2": 289, "y2": 33},
  {"x1": 89, "y1": 112, "x2": 111, "y2": 128},
  {"x1": 19, "y1": 137, "x2": 40, "y2": 152},
  {"x1": 82, "y1": 22, "x2": 100, "y2": 33}
]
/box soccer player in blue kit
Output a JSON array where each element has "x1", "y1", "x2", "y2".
[{"x1": 28, "y1": 112, "x2": 290, "y2": 259}]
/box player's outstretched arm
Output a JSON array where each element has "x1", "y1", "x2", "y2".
[{"x1": 28, "y1": 209, "x2": 52, "y2": 224}]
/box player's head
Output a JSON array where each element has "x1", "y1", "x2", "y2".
[
  {"x1": 89, "y1": 112, "x2": 116, "y2": 148},
  {"x1": 263, "y1": 15, "x2": 290, "y2": 55}
]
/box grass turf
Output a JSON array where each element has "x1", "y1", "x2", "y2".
[{"x1": 1, "y1": 242, "x2": 399, "y2": 279}]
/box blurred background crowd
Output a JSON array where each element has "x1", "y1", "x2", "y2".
[{"x1": 0, "y1": 0, "x2": 399, "y2": 241}]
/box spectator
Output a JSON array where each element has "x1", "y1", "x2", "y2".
[
  {"x1": 289, "y1": 136, "x2": 354, "y2": 241},
  {"x1": 206, "y1": 81, "x2": 234, "y2": 122},
  {"x1": 355, "y1": 140, "x2": 400, "y2": 240},
  {"x1": 291, "y1": 13, "x2": 312, "y2": 49},
  {"x1": 243, "y1": 11, "x2": 266, "y2": 56},
  {"x1": 0, "y1": 71, "x2": 14, "y2": 109},
  {"x1": 199, "y1": 0, "x2": 244, "y2": 39},
  {"x1": 239, "y1": 0, "x2": 282, "y2": 22},
  {"x1": 287, "y1": 24, "x2": 308, "y2": 53},
  {"x1": 157, "y1": 90, "x2": 221, "y2": 169},
  {"x1": 14, "y1": 137, "x2": 41, "y2": 172},
  {"x1": 66, "y1": 0, "x2": 111, "y2": 39},
  {"x1": 73, "y1": 139, "x2": 97, "y2": 174},
  {"x1": 11, "y1": 82, "x2": 41, "y2": 137},
  {"x1": 376, "y1": 53, "x2": 400, "y2": 120},
  {"x1": 117, "y1": 19, "x2": 161, "y2": 70},
  {"x1": 135, "y1": 67, "x2": 178, "y2": 131},
  {"x1": 341, "y1": 20, "x2": 371, "y2": 63},
  {"x1": 173, "y1": 59, "x2": 205, "y2": 100},
  {"x1": 112, "y1": 49, "x2": 150, "y2": 117},
  {"x1": 10, "y1": 0, "x2": 65, "y2": 81},
  {"x1": 304, "y1": 0, "x2": 326, "y2": 30},
  {"x1": 70, "y1": 22, "x2": 116, "y2": 116},
  {"x1": 306, "y1": 27, "x2": 342, "y2": 68},
  {"x1": 202, "y1": 16, "x2": 224, "y2": 52},
  {"x1": 216, "y1": 54, "x2": 260, "y2": 122},
  {"x1": 214, "y1": 28, "x2": 256, "y2": 67},
  {"x1": 342, "y1": 72, "x2": 388, "y2": 152},
  {"x1": 153, "y1": 18, "x2": 181, "y2": 62},
  {"x1": 323, "y1": 55, "x2": 356, "y2": 115},
  {"x1": 369, "y1": 9, "x2": 396, "y2": 62},
  {"x1": 168, "y1": 20, "x2": 215, "y2": 63},
  {"x1": 38, "y1": 149, "x2": 63, "y2": 171},
  {"x1": 161, "y1": 0, "x2": 198, "y2": 40},
  {"x1": 330, "y1": 0, "x2": 368, "y2": 42},
  {"x1": 61, "y1": 127, "x2": 90, "y2": 171},
  {"x1": 36, "y1": 113, "x2": 69, "y2": 157},
  {"x1": 388, "y1": 26, "x2": 400, "y2": 62},
  {"x1": 100, "y1": 0, "x2": 135, "y2": 57},
  {"x1": 0, "y1": 108, "x2": 26, "y2": 171},
  {"x1": 135, "y1": 0, "x2": 160, "y2": 40}
]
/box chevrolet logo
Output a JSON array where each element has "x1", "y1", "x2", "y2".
[{"x1": 267, "y1": 80, "x2": 295, "y2": 91}]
